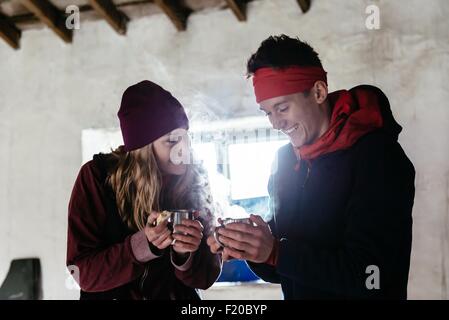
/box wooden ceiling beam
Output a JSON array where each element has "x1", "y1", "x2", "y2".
[
  {"x1": 154, "y1": 0, "x2": 191, "y2": 31},
  {"x1": 88, "y1": 0, "x2": 129, "y2": 35},
  {"x1": 20, "y1": 0, "x2": 72, "y2": 43},
  {"x1": 225, "y1": 0, "x2": 247, "y2": 22},
  {"x1": 296, "y1": 0, "x2": 311, "y2": 13},
  {"x1": 0, "y1": 13, "x2": 21, "y2": 49}
]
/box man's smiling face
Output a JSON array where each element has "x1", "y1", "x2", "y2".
[{"x1": 259, "y1": 90, "x2": 327, "y2": 148}]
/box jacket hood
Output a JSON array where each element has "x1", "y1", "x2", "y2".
[
  {"x1": 347, "y1": 85, "x2": 402, "y2": 140},
  {"x1": 298, "y1": 85, "x2": 402, "y2": 161}
]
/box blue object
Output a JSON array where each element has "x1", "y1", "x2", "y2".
[{"x1": 217, "y1": 259, "x2": 259, "y2": 282}]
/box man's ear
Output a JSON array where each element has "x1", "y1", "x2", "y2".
[{"x1": 313, "y1": 81, "x2": 328, "y2": 104}]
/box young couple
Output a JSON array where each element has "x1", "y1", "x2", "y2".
[{"x1": 67, "y1": 35, "x2": 415, "y2": 300}]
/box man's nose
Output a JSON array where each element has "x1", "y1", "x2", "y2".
[{"x1": 271, "y1": 115, "x2": 286, "y2": 131}]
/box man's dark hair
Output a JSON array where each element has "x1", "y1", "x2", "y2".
[{"x1": 247, "y1": 35, "x2": 323, "y2": 76}]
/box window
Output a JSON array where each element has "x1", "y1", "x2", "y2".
[
  {"x1": 190, "y1": 127, "x2": 288, "y2": 283},
  {"x1": 191, "y1": 142, "x2": 217, "y2": 176},
  {"x1": 228, "y1": 141, "x2": 288, "y2": 200}
]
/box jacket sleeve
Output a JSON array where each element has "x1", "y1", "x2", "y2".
[
  {"x1": 66, "y1": 162, "x2": 160, "y2": 292},
  {"x1": 275, "y1": 133, "x2": 415, "y2": 298},
  {"x1": 171, "y1": 235, "x2": 222, "y2": 290}
]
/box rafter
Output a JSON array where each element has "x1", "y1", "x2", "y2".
[
  {"x1": 154, "y1": 0, "x2": 191, "y2": 31},
  {"x1": 225, "y1": 0, "x2": 247, "y2": 22},
  {"x1": 20, "y1": 0, "x2": 72, "y2": 43},
  {"x1": 88, "y1": 0, "x2": 129, "y2": 35},
  {"x1": 296, "y1": 0, "x2": 311, "y2": 13},
  {"x1": 0, "y1": 13, "x2": 21, "y2": 49}
]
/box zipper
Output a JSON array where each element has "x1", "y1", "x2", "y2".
[
  {"x1": 140, "y1": 265, "x2": 149, "y2": 299},
  {"x1": 302, "y1": 162, "x2": 311, "y2": 188}
]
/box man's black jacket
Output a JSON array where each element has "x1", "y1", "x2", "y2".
[{"x1": 248, "y1": 85, "x2": 415, "y2": 299}]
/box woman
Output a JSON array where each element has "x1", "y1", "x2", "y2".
[{"x1": 66, "y1": 80, "x2": 221, "y2": 300}]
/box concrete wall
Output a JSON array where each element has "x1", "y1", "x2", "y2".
[{"x1": 0, "y1": 0, "x2": 448, "y2": 299}]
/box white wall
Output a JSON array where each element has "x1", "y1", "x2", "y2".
[{"x1": 0, "y1": 0, "x2": 448, "y2": 299}]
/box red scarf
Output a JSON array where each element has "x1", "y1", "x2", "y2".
[{"x1": 295, "y1": 89, "x2": 383, "y2": 163}]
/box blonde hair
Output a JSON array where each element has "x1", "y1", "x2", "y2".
[{"x1": 108, "y1": 144, "x2": 214, "y2": 233}]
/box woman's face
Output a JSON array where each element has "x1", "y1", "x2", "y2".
[{"x1": 152, "y1": 127, "x2": 190, "y2": 176}]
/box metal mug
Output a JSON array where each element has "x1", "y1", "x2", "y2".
[
  {"x1": 213, "y1": 218, "x2": 252, "y2": 248},
  {"x1": 169, "y1": 209, "x2": 195, "y2": 235}
]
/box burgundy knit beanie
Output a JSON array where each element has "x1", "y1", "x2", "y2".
[{"x1": 118, "y1": 80, "x2": 189, "y2": 151}]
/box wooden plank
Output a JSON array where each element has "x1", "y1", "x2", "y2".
[
  {"x1": 225, "y1": 0, "x2": 247, "y2": 22},
  {"x1": 88, "y1": 0, "x2": 129, "y2": 35},
  {"x1": 0, "y1": 13, "x2": 21, "y2": 49},
  {"x1": 154, "y1": 0, "x2": 191, "y2": 31},
  {"x1": 20, "y1": 0, "x2": 72, "y2": 43},
  {"x1": 296, "y1": 0, "x2": 311, "y2": 13}
]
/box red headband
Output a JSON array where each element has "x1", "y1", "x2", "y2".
[{"x1": 252, "y1": 66, "x2": 327, "y2": 103}]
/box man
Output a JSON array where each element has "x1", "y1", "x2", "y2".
[{"x1": 207, "y1": 35, "x2": 415, "y2": 299}]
